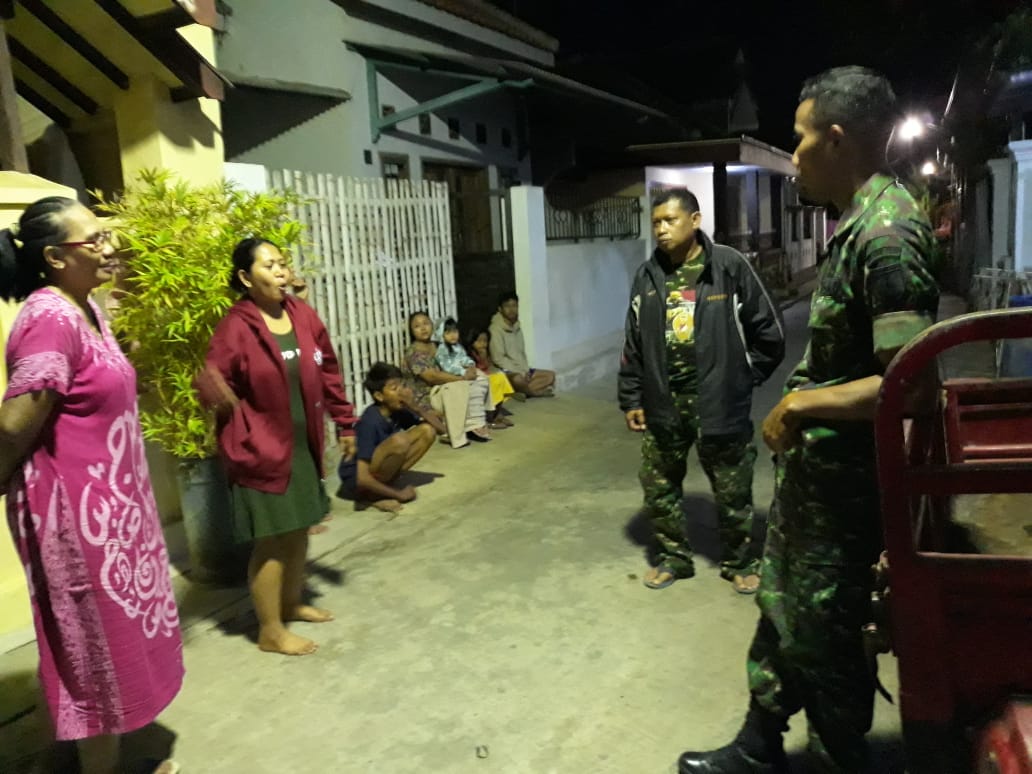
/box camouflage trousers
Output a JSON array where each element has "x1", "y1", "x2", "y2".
[
  {"x1": 748, "y1": 438, "x2": 883, "y2": 772},
  {"x1": 638, "y1": 391, "x2": 758, "y2": 579}
]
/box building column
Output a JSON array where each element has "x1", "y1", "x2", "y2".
[
  {"x1": 988, "y1": 156, "x2": 1015, "y2": 270},
  {"x1": 113, "y1": 70, "x2": 224, "y2": 187},
  {"x1": 770, "y1": 175, "x2": 783, "y2": 249},
  {"x1": 1009, "y1": 140, "x2": 1032, "y2": 271},
  {"x1": 712, "y1": 162, "x2": 728, "y2": 242},
  {"x1": 509, "y1": 186, "x2": 552, "y2": 368},
  {"x1": 746, "y1": 170, "x2": 760, "y2": 251}
]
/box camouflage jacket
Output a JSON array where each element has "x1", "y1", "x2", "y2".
[{"x1": 788, "y1": 173, "x2": 939, "y2": 418}]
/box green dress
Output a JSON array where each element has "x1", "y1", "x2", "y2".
[{"x1": 231, "y1": 329, "x2": 323, "y2": 542}]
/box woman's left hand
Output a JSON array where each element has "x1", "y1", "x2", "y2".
[{"x1": 339, "y1": 435, "x2": 356, "y2": 462}]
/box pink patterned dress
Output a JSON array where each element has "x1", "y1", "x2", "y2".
[{"x1": 3, "y1": 288, "x2": 183, "y2": 740}]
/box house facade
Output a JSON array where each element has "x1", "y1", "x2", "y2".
[{"x1": 216, "y1": 0, "x2": 554, "y2": 186}]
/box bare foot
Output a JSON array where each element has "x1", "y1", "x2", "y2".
[
  {"x1": 257, "y1": 629, "x2": 318, "y2": 656},
  {"x1": 286, "y1": 604, "x2": 334, "y2": 623},
  {"x1": 370, "y1": 498, "x2": 403, "y2": 512},
  {"x1": 308, "y1": 523, "x2": 330, "y2": 535}
]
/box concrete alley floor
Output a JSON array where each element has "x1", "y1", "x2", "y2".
[{"x1": 1, "y1": 299, "x2": 911, "y2": 774}]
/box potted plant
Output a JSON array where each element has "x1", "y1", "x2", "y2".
[{"x1": 95, "y1": 169, "x2": 307, "y2": 584}]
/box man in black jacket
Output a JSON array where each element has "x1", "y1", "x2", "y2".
[{"x1": 619, "y1": 188, "x2": 784, "y2": 591}]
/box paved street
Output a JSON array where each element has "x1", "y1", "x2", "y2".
[{"x1": 2, "y1": 298, "x2": 911, "y2": 774}]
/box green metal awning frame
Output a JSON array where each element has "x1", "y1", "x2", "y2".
[
  {"x1": 366, "y1": 57, "x2": 530, "y2": 141},
  {"x1": 350, "y1": 42, "x2": 669, "y2": 143}
]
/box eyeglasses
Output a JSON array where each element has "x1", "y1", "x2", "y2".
[{"x1": 56, "y1": 230, "x2": 114, "y2": 252}]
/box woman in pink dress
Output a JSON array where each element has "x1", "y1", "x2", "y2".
[{"x1": 0, "y1": 197, "x2": 182, "y2": 774}]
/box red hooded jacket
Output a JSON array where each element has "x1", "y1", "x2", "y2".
[{"x1": 197, "y1": 296, "x2": 355, "y2": 493}]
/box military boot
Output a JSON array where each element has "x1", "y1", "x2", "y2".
[{"x1": 678, "y1": 701, "x2": 791, "y2": 774}]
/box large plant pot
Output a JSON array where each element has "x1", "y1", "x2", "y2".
[{"x1": 175, "y1": 457, "x2": 249, "y2": 585}]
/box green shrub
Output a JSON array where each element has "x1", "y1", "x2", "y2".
[{"x1": 95, "y1": 169, "x2": 307, "y2": 458}]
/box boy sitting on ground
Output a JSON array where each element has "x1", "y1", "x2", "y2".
[{"x1": 338, "y1": 362, "x2": 445, "y2": 512}]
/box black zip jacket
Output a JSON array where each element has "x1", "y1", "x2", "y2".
[{"x1": 618, "y1": 231, "x2": 785, "y2": 436}]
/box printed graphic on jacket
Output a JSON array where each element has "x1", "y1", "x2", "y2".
[{"x1": 665, "y1": 257, "x2": 705, "y2": 391}]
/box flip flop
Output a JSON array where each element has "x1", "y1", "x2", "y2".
[
  {"x1": 732, "y1": 573, "x2": 760, "y2": 595},
  {"x1": 643, "y1": 565, "x2": 679, "y2": 590}
]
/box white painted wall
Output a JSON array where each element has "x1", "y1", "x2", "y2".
[
  {"x1": 216, "y1": 0, "x2": 534, "y2": 180},
  {"x1": 988, "y1": 156, "x2": 1014, "y2": 270},
  {"x1": 510, "y1": 186, "x2": 551, "y2": 369},
  {"x1": 644, "y1": 165, "x2": 715, "y2": 234},
  {"x1": 759, "y1": 173, "x2": 772, "y2": 234},
  {"x1": 546, "y1": 239, "x2": 645, "y2": 390},
  {"x1": 1010, "y1": 140, "x2": 1032, "y2": 271},
  {"x1": 511, "y1": 186, "x2": 646, "y2": 390},
  {"x1": 224, "y1": 161, "x2": 268, "y2": 193}
]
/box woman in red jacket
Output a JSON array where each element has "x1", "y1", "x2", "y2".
[{"x1": 196, "y1": 238, "x2": 356, "y2": 656}]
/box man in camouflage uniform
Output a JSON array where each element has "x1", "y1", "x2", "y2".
[
  {"x1": 678, "y1": 67, "x2": 939, "y2": 774},
  {"x1": 619, "y1": 188, "x2": 785, "y2": 591}
]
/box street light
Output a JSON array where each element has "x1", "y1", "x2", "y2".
[
  {"x1": 921, "y1": 160, "x2": 938, "y2": 176},
  {"x1": 899, "y1": 116, "x2": 926, "y2": 141}
]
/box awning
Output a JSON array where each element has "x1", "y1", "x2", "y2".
[
  {"x1": 627, "y1": 137, "x2": 797, "y2": 176},
  {"x1": 2, "y1": 0, "x2": 227, "y2": 129},
  {"x1": 345, "y1": 41, "x2": 670, "y2": 142}
]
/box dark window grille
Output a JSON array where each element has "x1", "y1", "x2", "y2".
[{"x1": 544, "y1": 195, "x2": 641, "y2": 242}]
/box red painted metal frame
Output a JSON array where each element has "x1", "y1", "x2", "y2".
[{"x1": 876, "y1": 308, "x2": 1032, "y2": 771}]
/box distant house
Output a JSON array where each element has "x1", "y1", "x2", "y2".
[
  {"x1": 1, "y1": 0, "x2": 225, "y2": 192},
  {"x1": 217, "y1": 0, "x2": 669, "y2": 190}
]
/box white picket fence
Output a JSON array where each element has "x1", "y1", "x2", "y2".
[{"x1": 267, "y1": 171, "x2": 457, "y2": 410}]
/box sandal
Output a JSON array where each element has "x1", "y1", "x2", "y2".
[
  {"x1": 732, "y1": 573, "x2": 760, "y2": 595},
  {"x1": 643, "y1": 564, "x2": 679, "y2": 590}
]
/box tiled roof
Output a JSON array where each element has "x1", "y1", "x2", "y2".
[{"x1": 413, "y1": 0, "x2": 558, "y2": 53}]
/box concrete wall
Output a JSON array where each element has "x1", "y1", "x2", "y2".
[
  {"x1": 546, "y1": 239, "x2": 644, "y2": 391},
  {"x1": 510, "y1": 186, "x2": 644, "y2": 392},
  {"x1": 217, "y1": 0, "x2": 533, "y2": 181},
  {"x1": 987, "y1": 157, "x2": 1014, "y2": 270},
  {"x1": 1010, "y1": 140, "x2": 1032, "y2": 271}
]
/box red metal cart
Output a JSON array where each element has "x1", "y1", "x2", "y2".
[{"x1": 875, "y1": 308, "x2": 1032, "y2": 773}]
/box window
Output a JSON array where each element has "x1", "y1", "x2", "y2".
[
  {"x1": 475, "y1": 123, "x2": 487, "y2": 144},
  {"x1": 448, "y1": 117, "x2": 460, "y2": 140},
  {"x1": 419, "y1": 113, "x2": 431, "y2": 136},
  {"x1": 381, "y1": 155, "x2": 409, "y2": 180}
]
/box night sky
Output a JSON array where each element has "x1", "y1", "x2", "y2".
[{"x1": 494, "y1": 0, "x2": 1025, "y2": 149}]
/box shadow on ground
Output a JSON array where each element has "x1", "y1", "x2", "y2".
[
  {"x1": 623, "y1": 494, "x2": 771, "y2": 569},
  {"x1": 784, "y1": 731, "x2": 905, "y2": 773}
]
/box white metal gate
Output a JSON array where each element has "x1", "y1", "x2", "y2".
[{"x1": 268, "y1": 171, "x2": 457, "y2": 409}]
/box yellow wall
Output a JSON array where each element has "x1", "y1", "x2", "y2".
[
  {"x1": 0, "y1": 173, "x2": 78, "y2": 647},
  {"x1": 114, "y1": 26, "x2": 224, "y2": 187}
]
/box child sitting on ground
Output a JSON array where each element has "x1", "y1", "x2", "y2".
[
  {"x1": 337, "y1": 362, "x2": 445, "y2": 513},
  {"x1": 435, "y1": 318, "x2": 508, "y2": 429},
  {"x1": 467, "y1": 328, "x2": 515, "y2": 426}
]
